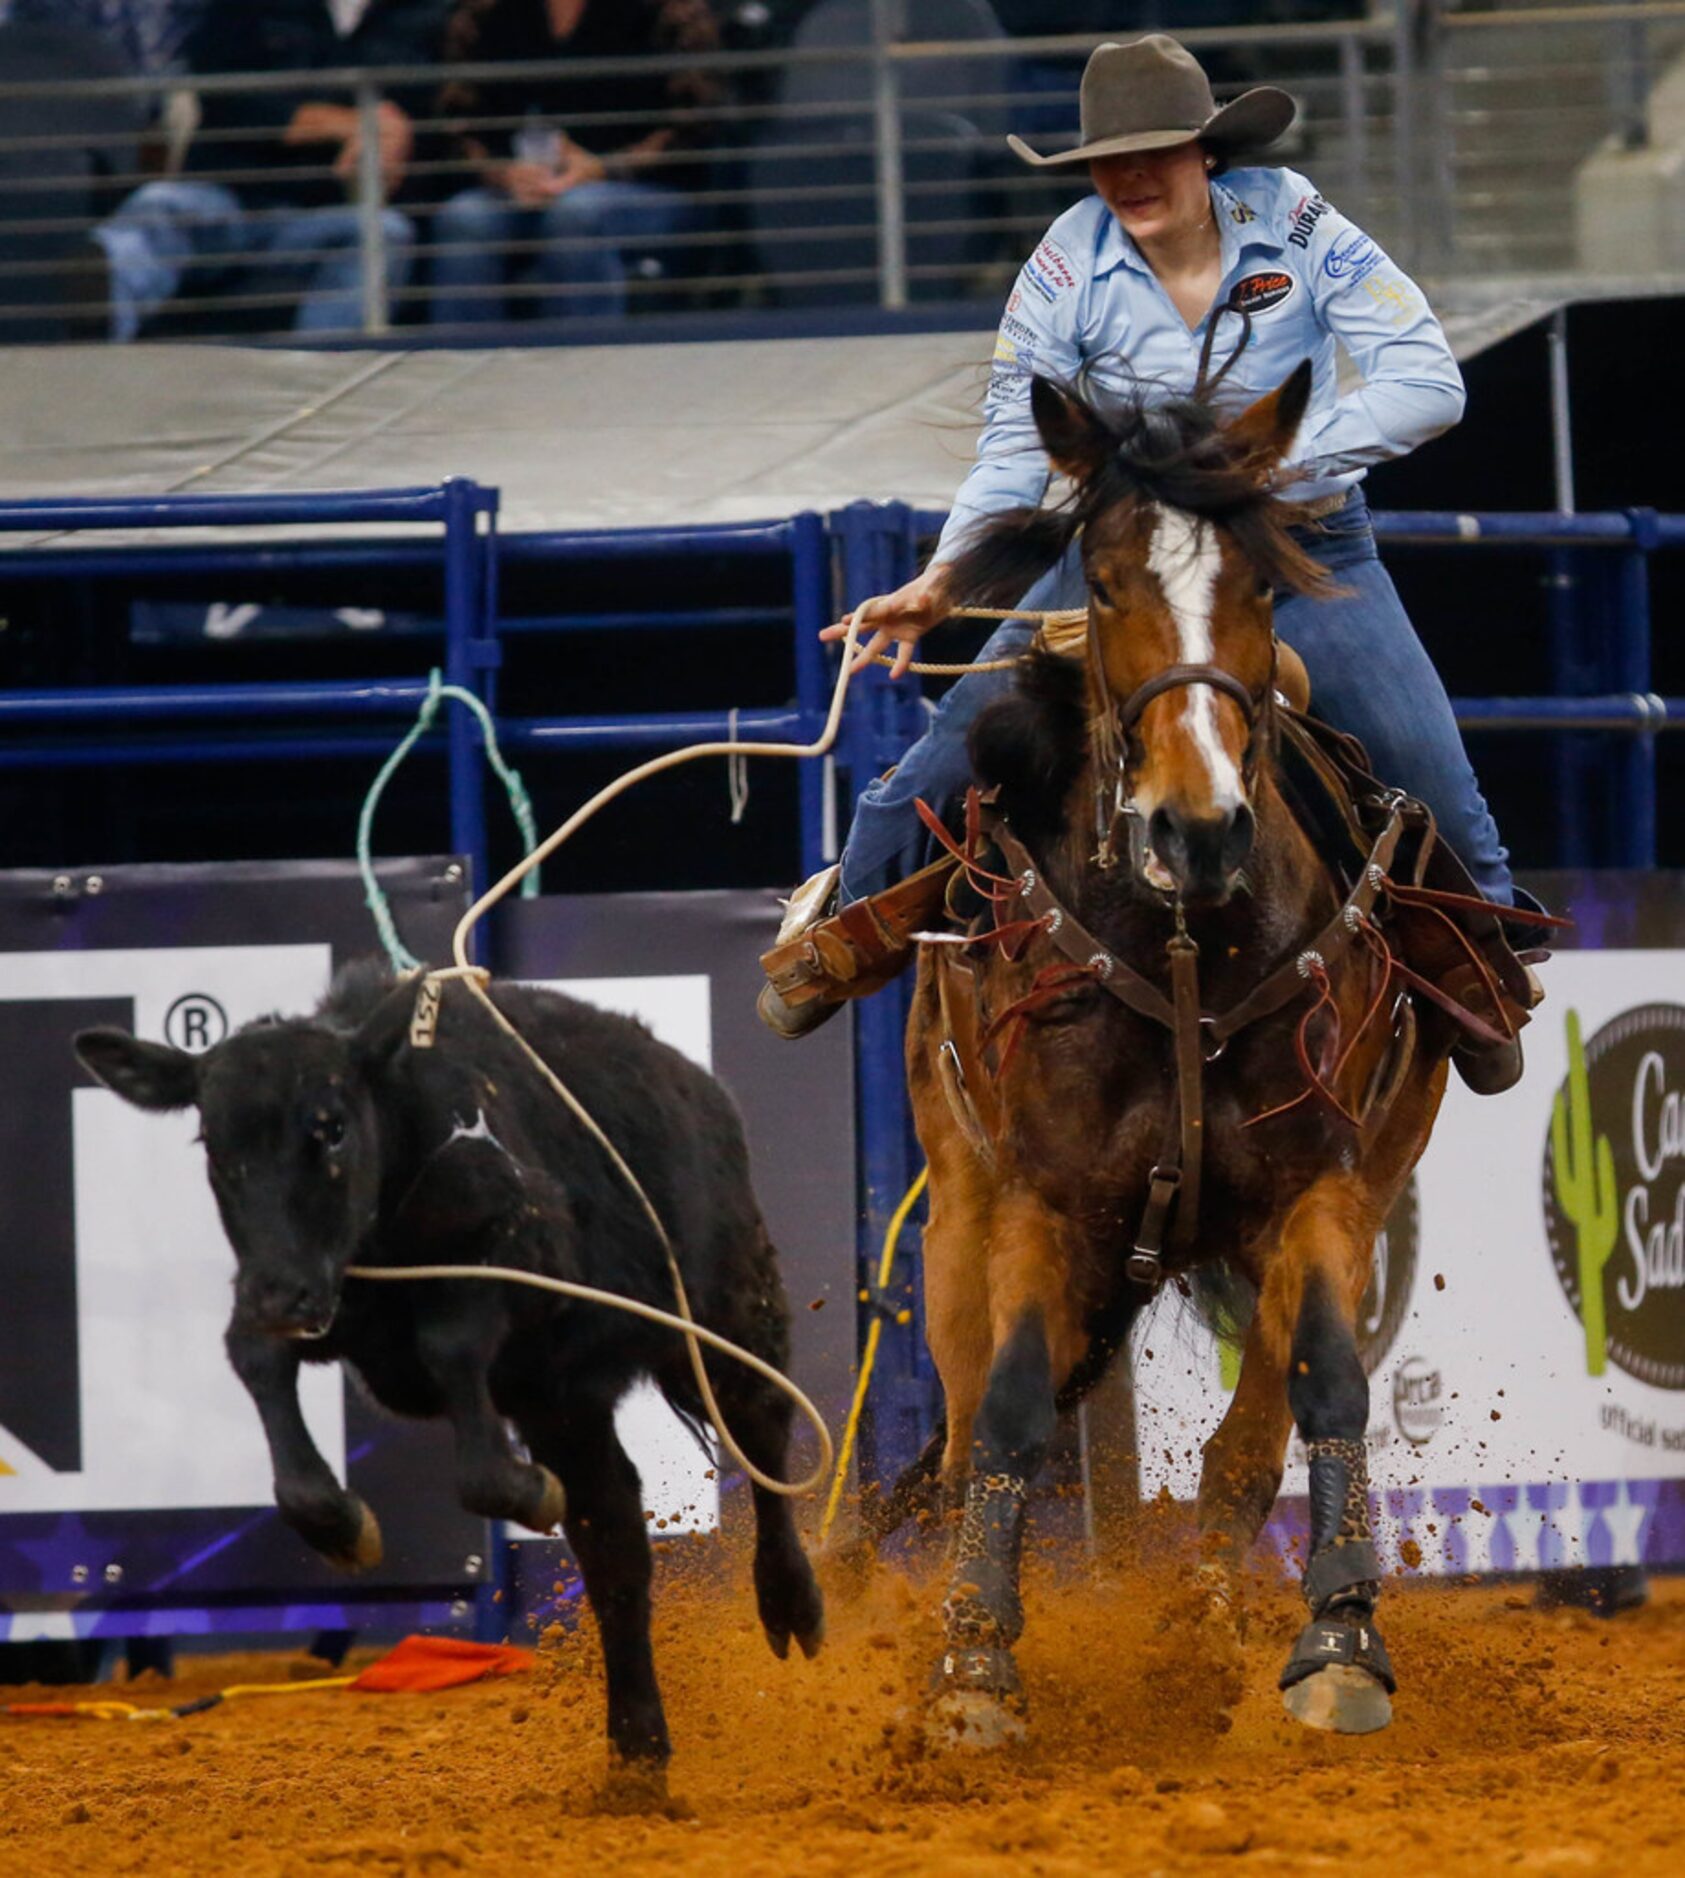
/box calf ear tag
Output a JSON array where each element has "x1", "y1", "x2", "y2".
[{"x1": 410, "y1": 977, "x2": 443, "y2": 1050}]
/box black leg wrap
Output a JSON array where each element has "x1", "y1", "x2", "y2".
[
  {"x1": 1302, "y1": 1436, "x2": 1380, "y2": 1612},
  {"x1": 1283, "y1": 1435, "x2": 1394, "y2": 1699},
  {"x1": 942, "y1": 1472, "x2": 1029, "y2": 1648}
]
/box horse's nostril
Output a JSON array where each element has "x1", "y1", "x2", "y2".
[
  {"x1": 1224, "y1": 803, "x2": 1257, "y2": 874},
  {"x1": 1152, "y1": 805, "x2": 1249, "y2": 896}
]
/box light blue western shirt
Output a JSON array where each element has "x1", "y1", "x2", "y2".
[{"x1": 932, "y1": 166, "x2": 1466, "y2": 564}]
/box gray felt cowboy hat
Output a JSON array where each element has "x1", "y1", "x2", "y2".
[{"x1": 1007, "y1": 35, "x2": 1296, "y2": 169}]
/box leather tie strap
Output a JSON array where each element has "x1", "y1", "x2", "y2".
[{"x1": 1168, "y1": 931, "x2": 1204, "y2": 1247}]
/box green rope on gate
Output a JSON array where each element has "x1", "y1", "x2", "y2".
[{"x1": 358, "y1": 669, "x2": 540, "y2": 973}]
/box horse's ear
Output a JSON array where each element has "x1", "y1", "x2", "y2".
[
  {"x1": 74, "y1": 1029, "x2": 202, "y2": 1112},
  {"x1": 1030, "y1": 377, "x2": 1111, "y2": 484},
  {"x1": 1225, "y1": 359, "x2": 1313, "y2": 471}
]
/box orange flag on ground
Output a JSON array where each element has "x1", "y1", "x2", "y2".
[{"x1": 350, "y1": 1635, "x2": 534, "y2": 1694}]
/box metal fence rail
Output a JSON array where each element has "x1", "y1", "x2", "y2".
[
  {"x1": 3, "y1": 3, "x2": 1684, "y2": 344},
  {"x1": 0, "y1": 483, "x2": 1680, "y2": 1496}
]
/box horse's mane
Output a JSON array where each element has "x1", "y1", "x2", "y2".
[{"x1": 939, "y1": 373, "x2": 1330, "y2": 610}]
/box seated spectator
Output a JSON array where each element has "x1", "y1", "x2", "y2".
[
  {"x1": 93, "y1": 0, "x2": 448, "y2": 341},
  {"x1": 0, "y1": 17, "x2": 149, "y2": 342},
  {"x1": 1, "y1": 0, "x2": 200, "y2": 78},
  {"x1": 429, "y1": 0, "x2": 722, "y2": 327}
]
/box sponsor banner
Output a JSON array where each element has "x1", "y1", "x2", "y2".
[
  {"x1": 1132, "y1": 912, "x2": 1685, "y2": 1576},
  {"x1": 0, "y1": 869, "x2": 855, "y2": 1627},
  {"x1": 0, "y1": 859, "x2": 483, "y2": 1613}
]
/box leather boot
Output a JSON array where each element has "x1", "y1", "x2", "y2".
[
  {"x1": 757, "y1": 856, "x2": 957, "y2": 1041},
  {"x1": 1450, "y1": 961, "x2": 1543, "y2": 1096}
]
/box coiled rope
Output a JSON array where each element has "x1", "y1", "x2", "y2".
[{"x1": 351, "y1": 599, "x2": 1073, "y2": 1504}]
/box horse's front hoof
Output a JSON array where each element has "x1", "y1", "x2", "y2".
[
  {"x1": 925, "y1": 1645, "x2": 1026, "y2": 1753},
  {"x1": 1281, "y1": 1663, "x2": 1393, "y2": 1734},
  {"x1": 323, "y1": 1498, "x2": 384, "y2": 1574},
  {"x1": 1280, "y1": 1610, "x2": 1395, "y2": 1734}
]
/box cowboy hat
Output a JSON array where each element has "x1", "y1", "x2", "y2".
[{"x1": 1007, "y1": 35, "x2": 1295, "y2": 169}]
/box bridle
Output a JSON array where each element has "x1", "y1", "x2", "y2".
[{"x1": 1085, "y1": 591, "x2": 1281, "y2": 871}]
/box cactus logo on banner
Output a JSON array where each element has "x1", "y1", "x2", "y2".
[{"x1": 1544, "y1": 1004, "x2": 1685, "y2": 1388}]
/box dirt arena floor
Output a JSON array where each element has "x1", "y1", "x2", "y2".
[{"x1": 5, "y1": 1546, "x2": 1683, "y2": 1877}]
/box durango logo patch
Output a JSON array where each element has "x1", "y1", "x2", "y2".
[{"x1": 1230, "y1": 269, "x2": 1296, "y2": 316}]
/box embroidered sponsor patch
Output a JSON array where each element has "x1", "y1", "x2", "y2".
[
  {"x1": 1031, "y1": 238, "x2": 1075, "y2": 289},
  {"x1": 1021, "y1": 237, "x2": 1076, "y2": 305},
  {"x1": 1287, "y1": 192, "x2": 1331, "y2": 249},
  {"x1": 1362, "y1": 273, "x2": 1421, "y2": 324},
  {"x1": 1230, "y1": 269, "x2": 1296, "y2": 316},
  {"x1": 1323, "y1": 231, "x2": 1383, "y2": 284}
]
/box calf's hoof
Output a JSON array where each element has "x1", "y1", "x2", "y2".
[
  {"x1": 328, "y1": 1498, "x2": 385, "y2": 1573},
  {"x1": 595, "y1": 1757, "x2": 685, "y2": 1818},
  {"x1": 526, "y1": 1464, "x2": 567, "y2": 1536},
  {"x1": 925, "y1": 1645, "x2": 1027, "y2": 1753},
  {"x1": 283, "y1": 1489, "x2": 384, "y2": 1573},
  {"x1": 755, "y1": 1548, "x2": 825, "y2": 1661},
  {"x1": 1280, "y1": 1611, "x2": 1395, "y2": 1735}
]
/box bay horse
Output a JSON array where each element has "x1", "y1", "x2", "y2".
[{"x1": 905, "y1": 363, "x2": 1452, "y2": 1741}]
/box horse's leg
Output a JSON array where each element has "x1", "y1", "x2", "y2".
[
  {"x1": 1270, "y1": 1173, "x2": 1395, "y2": 1735},
  {"x1": 929, "y1": 1189, "x2": 1086, "y2": 1747},
  {"x1": 918, "y1": 1140, "x2": 996, "y2": 1505},
  {"x1": 1194, "y1": 1304, "x2": 1294, "y2": 1608}
]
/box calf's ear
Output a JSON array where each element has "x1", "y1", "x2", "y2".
[
  {"x1": 351, "y1": 988, "x2": 414, "y2": 1074},
  {"x1": 74, "y1": 1028, "x2": 201, "y2": 1112}
]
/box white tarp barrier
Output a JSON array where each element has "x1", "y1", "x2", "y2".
[
  {"x1": 0, "y1": 286, "x2": 1589, "y2": 547},
  {"x1": 1135, "y1": 951, "x2": 1685, "y2": 1577}
]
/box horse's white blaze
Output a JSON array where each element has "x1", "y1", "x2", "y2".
[{"x1": 1146, "y1": 504, "x2": 1244, "y2": 812}]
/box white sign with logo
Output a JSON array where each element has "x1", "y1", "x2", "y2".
[
  {"x1": 1133, "y1": 949, "x2": 1685, "y2": 1575},
  {"x1": 0, "y1": 950, "x2": 718, "y2": 1535}
]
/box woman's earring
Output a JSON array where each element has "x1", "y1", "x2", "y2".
[{"x1": 1205, "y1": 156, "x2": 1216, "y2": 171}]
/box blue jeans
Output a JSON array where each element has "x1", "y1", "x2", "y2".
[
  {"x1": 838, "y1": 489, "x2": 1514, "y2": 905},
  {"x1": 96, "y1": 180, "x2": 414, "y2": 342},
  {"x1": 428, "y1": 181, "x2": 698, "y2": 325}
]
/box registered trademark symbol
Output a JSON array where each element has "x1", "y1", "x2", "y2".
[{"x1": 164, "y1": 993, "x2": 228, "y2": 1053}]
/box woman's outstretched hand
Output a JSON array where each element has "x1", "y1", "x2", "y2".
[{"x1": 820, "y1": 564, "x2": 953, "y2": 679}]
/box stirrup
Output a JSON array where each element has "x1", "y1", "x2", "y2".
[{"x1": 758, "y1": 854, "x2": 958, "y2": 1019}]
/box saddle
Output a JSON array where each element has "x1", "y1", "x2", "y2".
[{"x1": 760, "y1": 648, "x2": 1551, "y2": 1082}]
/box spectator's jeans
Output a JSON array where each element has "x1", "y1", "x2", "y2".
[
  {"x1": 838, "y1": 489, "x2": 1515, "y2": 906},
  {"x1": 96, "y1": 180, "x2": 414, "y2": 341},
  {"x1": 428, "y1": 180, "x2": 698, "y2": 324}
]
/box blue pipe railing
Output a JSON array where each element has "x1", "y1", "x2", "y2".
[
  {"x1": 0, "y1": 495, "x2": 836, "y2": 889},
  {"x1": 2, "y1": 486, "x2": 1681, "y2": 1542}
]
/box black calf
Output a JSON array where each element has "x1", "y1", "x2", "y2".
[{"x1": 75, "y1": 960, "x2": 823, "y2": 1781}]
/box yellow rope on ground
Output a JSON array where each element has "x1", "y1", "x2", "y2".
[
  {"x1": 818, "y1": 1164, "x2": 928, "y2": 1545},
  {"x1": 2, "y1": 1675, "x2": 357, "y2": 1724}
]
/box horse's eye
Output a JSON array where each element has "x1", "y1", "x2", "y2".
[
  {"x1": 1090, "y1": 574, "x2": 1116, "y2": 608},
  {"x1": 314, "y1": 1111, "x2": 347, "y2": 1151}
]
